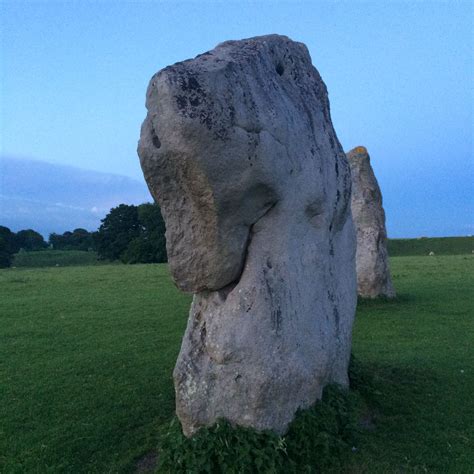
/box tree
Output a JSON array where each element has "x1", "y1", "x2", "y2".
[
  {"x1": 50, "y1": 231, "x2": 72, "y2": 250},
  {"x1": 0, "y1": 251, "x2": 13, "y2": 268},
  {"x1": 95, "y1": 204, "x2": 141, "y2": 261},
  {"x1": 95, "y1": 203, "x2": 167, "y2": 263},
  {"x1": 121, "y1": 203, "x2": 167, "y2": 263},
  {"x1": 49, "y1": 228, "x2": 95, "y2": 251},
  {"x1": 15, "y1": 229, "x2": 47, "y2": 251},
  {"x1": 70, "y1": 228, "x2": 95, "y2": 250},
  {"x1": 0, "y1": 226, "x2": 20, "y2": 268}
]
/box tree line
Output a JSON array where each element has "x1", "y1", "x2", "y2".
[{"x1": 0, "y1": 203, "x2": 167, "y2": 268}]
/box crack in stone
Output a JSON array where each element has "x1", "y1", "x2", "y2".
[{"x1": 234, "y1": 124, "x2": 290, "y2": 155}]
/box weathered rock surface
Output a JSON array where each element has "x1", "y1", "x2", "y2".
[
  {"x1": 138, "y1": 35, "x2": 357, "y2": 436},
  {"x1": 347, "y1": 146, "x2": 396, "y2": 298}
]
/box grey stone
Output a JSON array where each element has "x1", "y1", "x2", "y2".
[
  {"x1": 138, "y1": 34, "x2": 357, "y2": 436},
  {"x1": 347, "y1": 146, "x2": 396, "y2": 298}
]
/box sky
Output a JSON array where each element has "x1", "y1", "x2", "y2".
[{"x1": 1, "y1": 0, "x2": 473, "y2": 237}]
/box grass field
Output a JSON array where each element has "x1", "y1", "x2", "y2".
[{"x1": 1, "y1": 255, "x2": 473, "y2": 472}]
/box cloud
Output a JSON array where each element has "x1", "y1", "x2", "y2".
[{"x1": 0, "y1": 156, "x2": 152, "y2": 236}]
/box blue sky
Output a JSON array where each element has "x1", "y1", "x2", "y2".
[{"x1": 1, "y1": 0, "x2": 473, "y2": 237}]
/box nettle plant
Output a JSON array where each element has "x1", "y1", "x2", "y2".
[{"x1": 157, "y1": 381, "x2": 365, "y2": 474}]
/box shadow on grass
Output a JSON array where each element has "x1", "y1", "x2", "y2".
[
  {"x1": 357, "y1": 293, "x2": 417, "y2": 308},
  {"x1": 350, "y1": 357, "x2": 471, "y2": 472},
  {"x1": 351, "y1": 355, "x2": 440, "y2": 405}
]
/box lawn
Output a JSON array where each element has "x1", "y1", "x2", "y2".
[{"x1": 0, "y1": 255, "x2": 473, "y2": 472}]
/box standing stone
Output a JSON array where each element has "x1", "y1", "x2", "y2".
[
  {"x1": 347, "y1": 146, "x2": 396, "y2": 298},
  {"x1": 138, "y1": 35, "x2": 357, "y2": 436}
]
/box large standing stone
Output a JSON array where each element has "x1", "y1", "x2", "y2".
[
  {"x1": 138, "y1": 35, "x2": 357, "y2": 436},
  {"x1": 347, "y1": 146, "x2": 396, "y2": 298}
]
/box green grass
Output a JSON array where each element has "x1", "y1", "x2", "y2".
[
  {"x1": 388, "y1": 236, "x2": 474, "y2": 256},
  {"x1": 12, "y1": 250, "x2": 100, "y2": 268},
  {"x1": 1, "y1": 255, "x2": 473, "y2": 472},
  {"x1": 0, "y1": 264, "x2": 191, "y2": 473}
]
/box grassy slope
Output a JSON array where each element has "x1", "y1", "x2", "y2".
[
  {"x1": 10, "y1": 235, "x2": 473, "y2": 270},
  {"x1": 388, "y1": 236, "x2": 474, "y2": 256},
  {"x1": 0, "y1": 256, "x2": 473, "y2": 473},
  {"x1": 13, "y1": 250, "x2": 100, "y2": 268}
]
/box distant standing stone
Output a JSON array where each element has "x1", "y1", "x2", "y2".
[
  {"x1": 138, "y1": 35, "x2": 357, "y2": 436},
  {"x1": 347, "y1": 147, "x2": 396, "y2": 298}
]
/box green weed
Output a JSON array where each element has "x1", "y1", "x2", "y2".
[{"x1": 157, "y1": 384, "x2": 362, "y2": 474}]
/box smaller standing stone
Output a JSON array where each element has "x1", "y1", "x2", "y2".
[{"x1": 347, "y1": 146, "x2": 396, "y2": 298}]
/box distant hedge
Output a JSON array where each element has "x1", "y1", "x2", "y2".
[{"x1": 387, "y1": 236, "x2": 474, "y2": 257}]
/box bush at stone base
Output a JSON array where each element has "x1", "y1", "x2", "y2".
[{"x1": 157, "y1": 384, "x2": 363, "y2": 474}]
